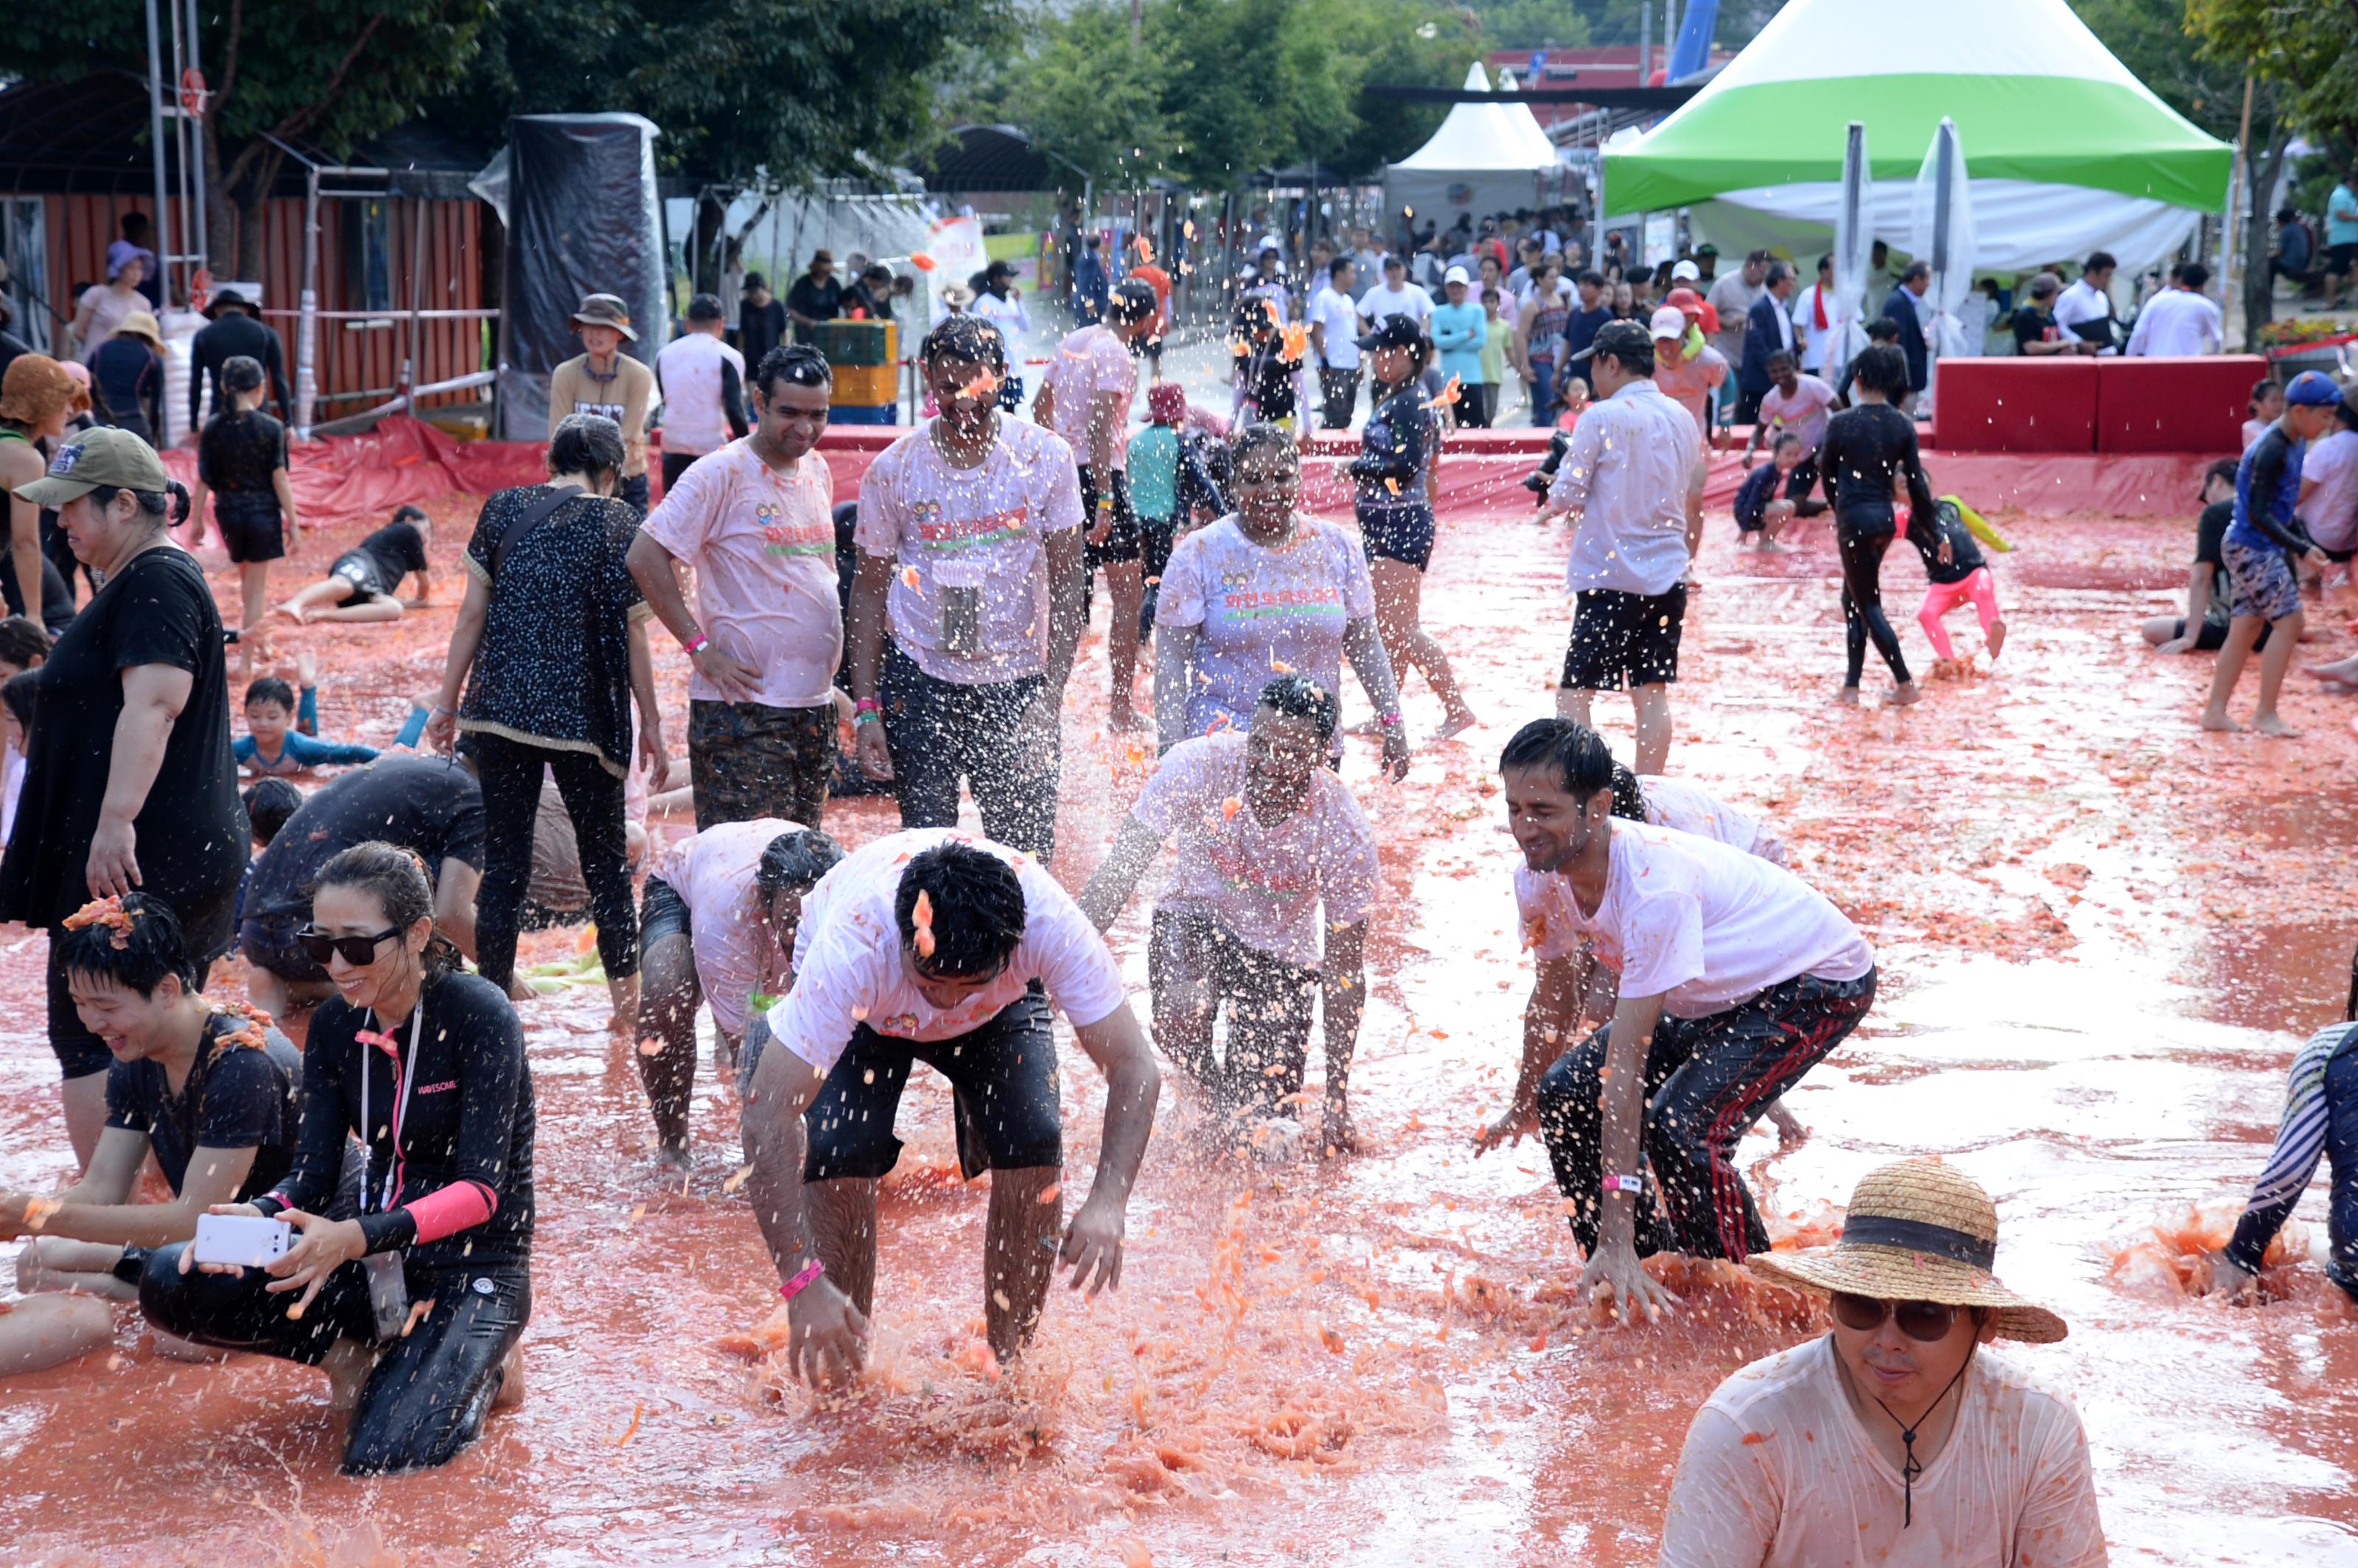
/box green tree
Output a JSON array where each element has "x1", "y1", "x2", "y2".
[
  {"x1": 441, "y1": 0, "x2": 1015, "y2": 186},
  {"x1": 0, "y1": 1, "x2": 488, "y2": 279}
]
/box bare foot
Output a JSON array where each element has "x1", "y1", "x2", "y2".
[
  {"x1": 2200, "y1": 709, "x2": 2245, "y2": 732},
  {"x1": 273, "y1": 603, "x2": 307, "y2": 626},
  {"x1": 1834, "y1": 685, "x2": 1862, "y2": 706},
  {"x1": 2253, "y1": 713, "x2": 2302, "y2": 737},
  {"x1": 654, "y1": 1142, "x2": 691, "y2": 1176},
  {"x1": 492, "y1": 1343, "x2": 525, "y2": 1410},
  {"x1": 1427, "y1": 709, "x2": 1478, "y2": 743},
  {"x1": 322, "y1": 1337, "x2": 378, "y2": 1415},
  {"x1": 1889, "y1": 682, "x2": 1923, "y2": 707},
  {"x1": 1985, "y1": 619, "x2": 2007, "y2": 661}
]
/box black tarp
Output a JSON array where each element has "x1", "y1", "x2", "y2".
[{"x1": 496, "y1": 113, "x2": 666, "y2": 441}]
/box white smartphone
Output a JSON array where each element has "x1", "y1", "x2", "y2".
[{"x1": 192, "y1": 1213, "x2": 293, "y2": 1268}]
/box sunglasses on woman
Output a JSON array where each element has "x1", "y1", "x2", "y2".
[
  {"x1": 295, "y1": 925, "x2": 404, "y2": 967},
  {"x1": 1831, "y1": 1292, "x2": 1960, "y2": 1343}
]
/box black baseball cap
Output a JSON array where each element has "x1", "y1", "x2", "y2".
[
  {"x1": 1357, "y1": 314, "x2": 1427, "y2": 352},
  {"x1": 1567, "y1": 320, "x2": 1653, "y2": 364}
]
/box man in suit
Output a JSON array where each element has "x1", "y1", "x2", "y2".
[
  {"x1": 1734, "y1": 262, "x2": 1797, "y2": 426},
  {"x1": 1882, "y1": 261, "x2": 1933, "y2": 397}
]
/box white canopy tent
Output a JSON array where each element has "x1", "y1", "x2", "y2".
[{"x1": 1385, "y1": 64, "x2": 1563, "y2": 230}]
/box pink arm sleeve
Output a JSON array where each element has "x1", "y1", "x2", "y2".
[{"x1": 402, "y1": 1180, "x2": 497, "y2": 1245}]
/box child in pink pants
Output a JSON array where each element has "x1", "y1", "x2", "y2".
[{"x1": 1902, "y1": 495, "x2": 2008, "y2": 664}]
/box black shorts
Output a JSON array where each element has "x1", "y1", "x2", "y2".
[
  {"x1": 1148, "y1": 907, "x2": 1319, "y2": 1116},
  {"x1": 1360, "y1": 503, "x2": 1436, "y2": 572},
  {"x1": 329, "y1": 551, "x2": 390, "y2": 603},
  {"x1": 1562, "y1": 584, "x2": 1687, "y2": 691},
  {"x1": 640, "y1": 874, "x2": 691, "y2": 950},
  {"x1": 240, "y1": 910, "x2": 326, "y2": 984},
  {"x1": 2174, "y1": 616, "x2": 2270, "y2": 654},
  {"x1": 1082, "y1": 467, "x2": 1141, "y2": 567},
  {"x1": 2331, "y1": 242, "x2": 2358, "y2": 273},
  {"x1": 781, "y1": 988, "x2": 1064, "y2": 1182},
  {"x1": 215, "y1": 492, "x2": 286, "y2": 564}
]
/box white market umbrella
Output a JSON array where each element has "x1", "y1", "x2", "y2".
[
  {"x1": 1910, "y1": 119, "x2": 1978, "y2": 360},
  {"x1": 1829, "y1": 122, "x2": 1872, "y2": 385}
]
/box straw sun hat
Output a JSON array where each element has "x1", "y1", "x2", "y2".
[{"x1": 1747, "y1": 1159, "x2": 2067, "y2": 1344}]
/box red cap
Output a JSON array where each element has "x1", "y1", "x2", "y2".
[
  {"x1": 1147, "y1": 382, "x2": 1187, "y2": 424},
  {"x1": 1665, "y1": 287, "x2": 1704, "y2": 315}
]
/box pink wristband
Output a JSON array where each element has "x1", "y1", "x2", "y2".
[
  {"x1": 779, "y1": 1259, "x2": 826, "y2": 1301},
  {"x1": 682, "y1": 632, "x2": 708, "y2": 656}
]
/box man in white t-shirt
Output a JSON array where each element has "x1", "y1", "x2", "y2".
[
  {"x1": 2298, "y1": 401, "x2": 2358, "y2": 590},
  {"x1": 1079, "y1": 676, "x2": 1379, "y2": 1154},
  {"x1": 741, "y1": 828, "x2": 1161, "y2": 1382},
  {"x1": 631, "y1": 343, "x2": 840, "y2": 833},
  {"x1": 1034, "y1": 279, "x2": 1159, "y2": 730},
  {"x1": 849, "y1": 315, "x2": 1087, "y2": 861},
  {"x1": 1358, "y1": 254, "x2": 1435, "y2": 332},
  {"x1": 1790, "y1": 254, "x2": 1837, "y2": 374},
  {"x1": 2052, "y1": 251, "x2": 2119, "y2": 354},
  {"x1": 1542, "y1": 321, "x2": 1704, "y2": 775},
  {"x1": 1477, "y1": 719, "x2": 1877, "y2": 1321},
  {"x1": 635, "y1": 819, "x2": 842, "y2": 1164},
  {"x1": 1306, "y1": 256, "x2": 1365, "y2": 430},
  {"x1": 653, "y1": 293, "x2": 750, "y2": 493},
  {"x1": 2124, "y1": 262, "x2": 2225, "y2": 357},
  {"x1": 1661, "y1": 1159, "x2": 2103, "y2": 1567}
]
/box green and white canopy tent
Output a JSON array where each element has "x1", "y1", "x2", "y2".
[{"x1": 1600, "y1": 0, "x2": 2233, "y2": 273}]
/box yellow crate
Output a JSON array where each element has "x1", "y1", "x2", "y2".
[{"x1": 830, "y1": 363, "x2": 898, "y2": 407}]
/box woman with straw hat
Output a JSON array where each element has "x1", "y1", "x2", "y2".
[
  {"x1": 87, "y1": 309, "x2": 165, "y2": 446},
  {"x1": 1656, "y1": 1159, "x2": 2105, "y2": 1566}
]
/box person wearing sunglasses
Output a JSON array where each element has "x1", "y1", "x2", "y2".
[
  {"x1": 738, "y1": 828, "x2": 1159, "y2": 1389},
  {"x1": 1658, "y1": 1159, "x2": 2104, "y2": 1566},
  {"x1": 0, "y1": 893, "x2": 299, "y2": 1376},
  {"x1": 139, "y1": 840, "x2": 533, "y2": 1475}
]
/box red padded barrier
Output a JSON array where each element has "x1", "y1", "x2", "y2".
[
  {"x1": 1931, "y1": 359, "x2": 2099, "y2": 454},
  {"x1": 2094, "y1": 354, "x2": 2267, "y2": 455}
]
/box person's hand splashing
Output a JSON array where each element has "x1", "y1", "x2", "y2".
[{"x1": 1576, "y1": 1238, "x2": 1682, "y2": 1326}]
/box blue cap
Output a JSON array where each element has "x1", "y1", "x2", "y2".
[{"x1": 2284, "y1": 370, "x2": 2343, "y2": 407}]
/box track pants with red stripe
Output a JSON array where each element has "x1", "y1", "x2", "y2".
[{"x1": 1536, "y1": 968, "x2": 1877, "y2": 1263}]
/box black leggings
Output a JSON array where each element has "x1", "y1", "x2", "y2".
[
  {"x1": 471, "y1": 729, "x2": 638, "y2": 988},
  {"x1": 1836, "y1": 514, "x2": 1911, "y2": 687},
  {"x1": 140, "y1": 1247, "x2": 529, "y2": 1476}
]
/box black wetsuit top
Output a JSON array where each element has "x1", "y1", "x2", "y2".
[{"x1": 1820, "y1": 403, "x2": 1935, "y2": 534}]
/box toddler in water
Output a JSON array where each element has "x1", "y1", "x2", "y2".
[
  {"x1": 234, "y1": 653, "x2": 424, "y2": 776},
  {"x1": 1900, "y1": 484, "x2": 2009, "y2": 673}
]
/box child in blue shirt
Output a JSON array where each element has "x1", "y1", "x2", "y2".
[
  {"x1": 2203, "y1": 369, "x2": 2342, "y2": 736},
  {"x1": 1733, "y1": 433, "x2": 1803, "y2": 550}
]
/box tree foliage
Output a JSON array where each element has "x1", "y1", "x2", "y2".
[
  {"x1": 992, "y1": 0, "x2": 1474, "y2": 189},
  {"x1": 0, "y1": 0, "x2": 488, "y2": 275},
  {"x1": 2184, "y1": 0, "x2": 2358, "y2": 151},
  {"x1": 439, "y1": 0, "x2": 1015, "y2": 186}
]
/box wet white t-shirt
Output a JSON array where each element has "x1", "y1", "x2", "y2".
[
  {"x1": 2301, "y1": 428, "x2": 2358, "y2": 553},
  {"x1": 655, "y1": 817, "x2": 804, "y2": 1036},
  {"x1": 1155, "y1": 514, "x2": 1376, "y2": 740},
  {"x1": 767, "y1": 827, "x2": 1125, "y2": 1071},
  {"x1": 1513, "y1": 819, "x2": 1870, "y2": 1018},
  {"x1": 1130, "y1": 732, "x2": 1379, "y2": 967},
  {"x1": 1042, "y1": 324, "x2": 1138, "y2": 471},
  {"x1": 855, "y1": 417, "x2": 1085, "y2": 685},
  {"x1": 642, "y1": 439, "x2": 839, "y2": 710},
  {"x1": 1757, "y1": 375, "x2": 1838, "y2": 458},
  {"x1": 1637, "y1": 775, "x2": 1783, "y2": 864},
  {"x1": 1658, "y1": 1336, "x2": 2106, "y2": 1568}
]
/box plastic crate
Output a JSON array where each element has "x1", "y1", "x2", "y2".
[{"x1": 812, "y1": 319, "x2": 895, "y2": 369}]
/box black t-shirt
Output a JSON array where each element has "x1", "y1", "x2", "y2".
[
  {"x1": 786, "y1": 275, "x2": 844, "y2": 325},
  {"x1": 0, "y1": 547, "x2": 247, "y2": 948},
  {"x1": 460, "y1": 487, "x2": 644, "y2": 770},
  {"x1": 197, "y1": 409, "x2": 287, "y2": 495},
  {"x1": 267, "y1": 970, "x2": 535, "y2": 1267},
  {"x1": 2197, "y1": 499, "x2": 2234, "y2": 625},
  {"x1": 243, "y1": 755, "x2": 486, "y2": 923},
  {"x1": 1821, "y1": 403, "x2": 1936, "y2": 533},
  {"x1": 356, "y1": 520, "x2": 429, "y2": 590},
  {"x1": 106, "y1": 1012, "x2": 301, "y2": 1200},
  {"x1": 2012, "y1": 307, "x2": 2062, "y2": 352},
  {"x1": 1906, "y1": 499, "x2": 1988, "y2": 586},
  {"x1": 740, "y1": 298, "x2": 788, "y2": 373}
]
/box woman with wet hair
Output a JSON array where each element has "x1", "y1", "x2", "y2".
[{"x1": 141, "y1": 841, "x2": 535, "y2": 1476}]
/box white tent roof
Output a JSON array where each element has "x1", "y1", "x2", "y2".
[{"x1": 1391, "y1": 64, "x2": 1558, "y2": 175}]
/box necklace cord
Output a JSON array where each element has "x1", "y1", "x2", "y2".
[{"x1": 1870, "y1": 1346, "x2": 1975, "y2": 1528}]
